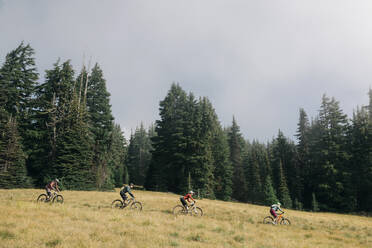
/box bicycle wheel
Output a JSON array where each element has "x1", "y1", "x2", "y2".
[
  {"x1": 130, "y1": 202, "x2": 142, "y2": 211},
  {"x1": 191, "y1": 207, "x2": 203, "y2": 217},
  {"x1": 53, "y1": 195, "x2": 64, "y2": 204},
  {"x1": 280, "y1": 218, "x2": 291, "y2": 225},
  {"x1": 111, "y1": 199, "x2": 124, "y2": 209},
  {"x1": 37, "y1": 194, "x2": 48, "y2": 203},
  {"x1": 263, "y1": 216, "x2": 274, "y2": 224},
  {"x1": 172, "y1": 205, "x2": 186, "y2": 216}
]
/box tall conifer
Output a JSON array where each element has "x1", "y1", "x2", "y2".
[{"x1": 228, "y1": 117, "x2": 247, "y2": 202}]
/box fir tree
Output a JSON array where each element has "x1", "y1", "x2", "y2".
[
  {"x1": 145, "y1": 83, "x2": 189, "y2": 192},
  {"x1": 29, "y1": 60, "x2": 76, "y2": 185},
  {"x1": 0, "y1": 42, "x2": 38, "y2": 138},
  {"x1": 228, "y1": 117, "x2": 247, "y2": 202},
  {"x1": 295, "y1": 108, "x2": 311, "y2": 208},
  {"x1": 85, "y1": 63, "x2": 115, "y2": 189},
  {"x1": 212, "y1": 126, "x2": 233, "y2": 201},
  {"x1": 348, "y1": 95, "x2": 372, "y2": 211},
  {"x1": 277, "y1": 161, "x2": 292, "y2": 208},
  {"x1": 0, "y1": 116, "x2": 31, "y2": 188},
  {"x1": 54, "y1": 84, "x2": 95, "y2": 190},
  {"x1": 109, "y1": 124, "x2": 128, "y2": 187},
  {"x1": 262, "y1": 175, "x2": 278, "y2": 205},
  {"x1": 312, "y1": 95, "x2": 351, "y2": 211},
  {"x1": 126, "y1": 123, "x2": 152, "y2": 186}
]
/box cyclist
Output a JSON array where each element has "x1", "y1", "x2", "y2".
[
  {"x1": 120, "y1": 183, "x2": 135, "y2": 204},
  {"x1": 270, "y1": 202, "x2": 284, "y2": 224},
  {"x1": 45, "y1": 178, "x2": 60, "y2": 201},
  {"x1": 180, "y1": 190, "x2": 196, "y2": 210}
]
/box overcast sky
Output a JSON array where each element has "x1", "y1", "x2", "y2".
[{"x1": 1, "y1": 0, "x2": 371, "y2": 142}]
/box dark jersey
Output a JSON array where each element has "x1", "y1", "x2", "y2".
[{"x1": 120, "y1": 185, "x2": 134, "y2": 198}]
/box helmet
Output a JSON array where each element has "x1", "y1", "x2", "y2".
[
  {"x1": 129, "y1": 183, "x2": 134, "y2": 187},
  {"x1": 189, "y1": 190, "x2": 194, "y2": 194},
  {"x1": 277, "y1": 202, "x2": 281, "y2": 206},
  {"x1": 55, "y1": 179, "x2": 60, "y2": 183}
]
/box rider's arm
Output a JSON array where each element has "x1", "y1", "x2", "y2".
[{"x1": 127, "y1": 187, "x2": 134, "y2": 198}]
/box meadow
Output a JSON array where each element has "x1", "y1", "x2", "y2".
[{"x1": 0, "y1": 188, "x2": 371, "y2": 248}]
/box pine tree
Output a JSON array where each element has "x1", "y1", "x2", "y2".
[
  {"x1": 0, "y1": 42, "x2": 39, "y2": 187},
  {"x1": 212, "y1": 126, "x2": 233, "y2": 201},
  {"x1": 191, "y1": 97, "x2": 215, "y2": 198},
  {"x1": 0, "y1": 42, "x2": 38, "y2": 138},
  {"x1": 228, "y1": 117, "x2": 247, "y2": 202},
  {"x1": 277, "y1": 161, "x2": 292, "y2": 208},
  {"x1": 244, "y1": 141, "x2": 263, "y2": 203},
  {"x1": 0, "y1": 116, "x2": 31, "y2": 188},
  {"x1": 54, "y1": 97, "x2": 95, "y2": 190},
  {"x1": 29, "y1": 60, "x2": 76, "y2": 185},
  {"x1": 85, "y1": 63, "x2": 115, "y2": 189},
  {"x1": 146, "y1": 84, "x2": 218, "y2": 197},
  {"x1": 348, "y1": 91, "x2": 372, "y2": 212},
  {"x1": 126, "y1": 123, "x2": 152, "y2": 186},
  {"x1": 270, "y1": 130, "x2": 300, "y2": 205},
  {"x1": 295, "y1": 108, "x2": 311, "y2": 208},
  {"x1": 109, "y1": 124, "x2": 128, "y2": 187},
  {"x1": 262, "y1": 175, "x2": 278, "y2": 205},
  {"x1": 145, "y1": 83, "x2": 189, "y2": 192},
  {"x1": 312, "y1": 95, "x2": 351, "y2": 211}
]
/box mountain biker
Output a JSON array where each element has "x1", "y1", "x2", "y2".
[
  {"x1": 45, "y1": 179, "x2": 60, "y2": 200},
  {"x1": 270, "y1": 202, "x2": 284, "y2": 224},
  {"x1": 120, "y1": 183, "x2": 135, "y2": 204},
  {"x1": 180, "y1": 191, "x2": 196, "y2": 210}
]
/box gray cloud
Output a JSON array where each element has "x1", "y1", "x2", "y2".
[{"x1": 1, "y1": 0, "x2": 372, "y2": 141}]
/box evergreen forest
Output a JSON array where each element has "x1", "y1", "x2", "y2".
[{"x1": 1, "y1": 43, "x2": 371, "y2": 213}]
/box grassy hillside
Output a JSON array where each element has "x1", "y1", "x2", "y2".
[{"x1": 0, "y1": 189, "x2": 371, "y2": 248}]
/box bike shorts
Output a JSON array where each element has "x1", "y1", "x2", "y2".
[
  {"x1": 180, "y1": 197, "x2": 187, "y2": 207},
  {"x1": 120, "y1": 191, "x2": 128, "y2": 201},
  {"x1": 270, "y1": 208, "x2": 277, "y2": 218}
]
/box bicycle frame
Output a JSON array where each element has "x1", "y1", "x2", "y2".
[
  {"x1": 47, "y1": 191, "x2": 58, "y2": 200},
  {"x1": 277, "y1": 213, "x2": 283, "y2": 222}
]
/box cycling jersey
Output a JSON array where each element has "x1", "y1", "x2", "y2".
[
  {"x1": 183, "y1": 193, "x2": 195, "y2": 202},
  {"x1": 120, "y1": 185, "x2": 134, "y2": 198}
]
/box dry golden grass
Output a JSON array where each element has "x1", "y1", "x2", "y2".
[{"x1": 0, "y1": 188, "x2": 371, "y2": 248}]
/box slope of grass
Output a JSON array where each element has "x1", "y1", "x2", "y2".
[{"x1": 0, "y1": 189, "x2": 371, "y2": 248}]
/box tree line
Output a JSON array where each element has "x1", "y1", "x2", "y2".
[
  {"x1": 1, "y1": 43, "x2": 371, "y2": 213},
  {"x1": 0, "y1": 43, "x2": 128, "y2": 190}
]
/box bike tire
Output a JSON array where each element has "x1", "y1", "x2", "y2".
[
  {"x1": 37, "y1": 194, "x2": 48, "y2": 203},
  {"x1": 191, "y1": 207, "x2": 203, "y2": 217},
  {"x1": 53, "y1": 195, "x2": 64, "y2": 204},
  {"x1": 172, "y1": 205, "x2": 186, "y2": 216},
  {"x1": 263, "y1": 216, "x2": 274, "y2": 224},
  {"x1": 111, "y1": 199, "x2": 124, "y2": 209},
  {"x1": 280, "y1": 218, "x2": 291, "y2": 225},
  {"x1": 130, "y1": 202, "x2": 142, "y2": 211}
]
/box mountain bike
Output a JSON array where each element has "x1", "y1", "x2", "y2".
[
  {"x1": 111, "y1": 197, "x2": 142, "y2": 211},
  {"x1": 263, "y1": 212, "x2": 290, "y2": 225},
  {"x1": 37, "y1": 190, "x2": 64, "y2": 204},
  {"x1": 172, "y1": 202, "x2": 203, "y2": 217}
]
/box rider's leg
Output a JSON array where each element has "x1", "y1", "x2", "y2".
[
  {"x1": 120, "y1": 191, "x2": 125, "y2": 201},
  {"x1": 121, "y1": 193, "x2": 128, "y2": 206},
  {"x1": 270, "y1": 209, "x2": 277, "y2": 224},
  {"x1": 46, "y1": 187, "x2": 51, "y2": 200},
  {"x1": 180, "y1": 197, "x2": 188, "y2": 210}
]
